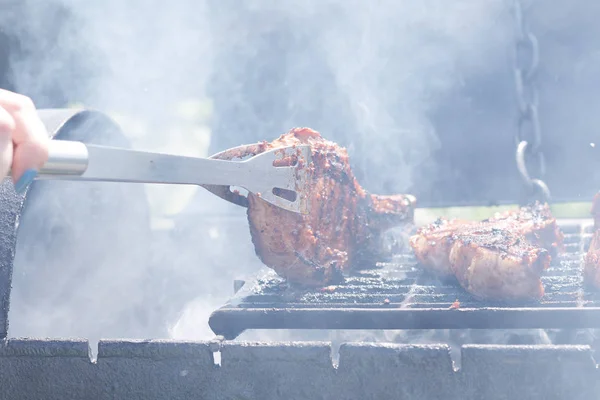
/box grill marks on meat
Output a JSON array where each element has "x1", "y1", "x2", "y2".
[
  {"x1": 448, "y1": 224, "x2": 550, "y2": 301},
  {"x1": 410, "y1": 202, "x2": 562, "y2": 301},
  {"x1": 584, "y1": 231, "x2": 600, "y2": 288},
  {"x1": 410, "y1": 217, "x2": 466, "y2": 279},
  {"x1": 584, "y1": 192, "x2": 600, "y2": 288},
  {"x1": 486, "y1": 203, "x2": 564, "y2": 253},
  {"x1": 230, "y1": 128, "x2": 415, "y2": 287}
]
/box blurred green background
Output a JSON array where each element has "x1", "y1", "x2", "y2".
[{"x1": 415, "y1": 202, "x2": 592, "y2": 226}]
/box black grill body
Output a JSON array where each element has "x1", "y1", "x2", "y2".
[
  {"x1": 0, "y1": 339, "x2": 598, "y2": 400},
  {"x1": 0, "y1": 183, "x2": 23, "y2": 340}
]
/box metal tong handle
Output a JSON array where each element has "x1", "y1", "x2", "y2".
[
  {"x1": 20, "y1": 140, "x2": 311, "y2": 214},
  {"x1": 31, "y1": 140, "x2": 295, "y2": 190},
  {"x1": 35, "y1": 140, "x2": 89, "y2": 176}
]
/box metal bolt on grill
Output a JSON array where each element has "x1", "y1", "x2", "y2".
[{"x1": 209, "y1": 220, "x2": 600, "y2": 339}]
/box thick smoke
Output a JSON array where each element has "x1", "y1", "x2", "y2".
[
  {"x1": 2, "y1": 0, "x2": 597, "y2": 350},
  {"x1": 0, "y1": 0, "x2": 512, "y2": 343}
]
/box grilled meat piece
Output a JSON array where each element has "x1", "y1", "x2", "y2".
[
  {"x1": 448, "y1": 224, "x2": 551, "y2": 301},
  {"x1": 411, "y1": 203, "x2": 562, "y2": 279},
  {"x1": 486, "y1": 202, "x2": 565, "y2": 253},
  {"x1": 410, "y1": 217, "x2": 467, "y2": 279},
  {"x1": 212, "y1": 127, "x2": 415, "y2": 287},
  {"x1": 410, "y1": 202, "x2": 562, "y2": 301},
  {"x1": 584, "y1": 192, "x2": 600, "y2": 288},
  {"x1": 584, "y1": 231, "x2": 600, "y2": 288}
]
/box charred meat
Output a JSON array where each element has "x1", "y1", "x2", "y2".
[
  {"x1": 213, "y1": 128, "x2": 416, "y2": 287},
  {"x1": 486, "y1": 202, "x2": 564, "y2": 253},
  {"x1": 584, "y1": 192, "x2": 600, "y2": 288},
  {"x1": 584, "y1": 231, "x2": 600, "y2": 288},
  {"x1": 410, "y1": 202, "x2": 562, "y2": 301},
  {"x1": 410, "y1": 203, "x2": 562, "y2": 279},
  {"x1": 448, "y1": 223, "x2": 551, "y2": 301},
  {"x1": 410, "y1": 217, "x2": 467, "y2": 279}
]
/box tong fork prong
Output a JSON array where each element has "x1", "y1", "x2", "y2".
[{"x1": 206, "y1": 143, "x2": 312, "y2": 214}]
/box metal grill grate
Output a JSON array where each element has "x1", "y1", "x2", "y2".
[{"x1": 209, "y1": 220, "x2": 600, "y2": 339}]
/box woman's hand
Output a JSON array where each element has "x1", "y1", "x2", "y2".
[{"x1": 0, "y1": 89, "x2": 49, "y2": 193}]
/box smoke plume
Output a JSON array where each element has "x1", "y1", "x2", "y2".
[{"x1": 2, "y1": 0, "x2": 594, "y2": 350}]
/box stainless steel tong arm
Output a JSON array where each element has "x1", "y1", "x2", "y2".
[{"x1": 34, "y1": 140, "x2": 293, "y2": 189}]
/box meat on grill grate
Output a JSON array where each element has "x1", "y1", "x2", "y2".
[
  {"x1": 242, "y1": 128, "x2": 416, "y2": 287},
  {"x1": 584, "y1": 192, "x2": 600, "y2": 288},
  {"x1": 410, "y1": 202, "x2": 564, "y2": 301},
  {"x1": 485, "y1": 202, "x2": 564, "y2": 253}
]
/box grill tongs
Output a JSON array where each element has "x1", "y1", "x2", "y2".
[{"x1": 24, "y1": 140, "x2": 312, "y2": 214}]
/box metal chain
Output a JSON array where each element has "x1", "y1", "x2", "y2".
[{"x1": 510, "y1": 0, "x2": 550, "y2": 202}]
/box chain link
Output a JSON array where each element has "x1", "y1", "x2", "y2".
[{"x1": 510, "y1": 0, "x2": 550, "y2": 202}]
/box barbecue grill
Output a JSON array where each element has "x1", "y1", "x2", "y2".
[
  {"x1": 2, "y1": 113, "x2": 599, "y2": 400},
  {"x1": 4, "y1": 1, "x2": 600, "y2": 400},
  {"x1": 208, "y1": 220, "x2": 600, "y2": 340}
]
